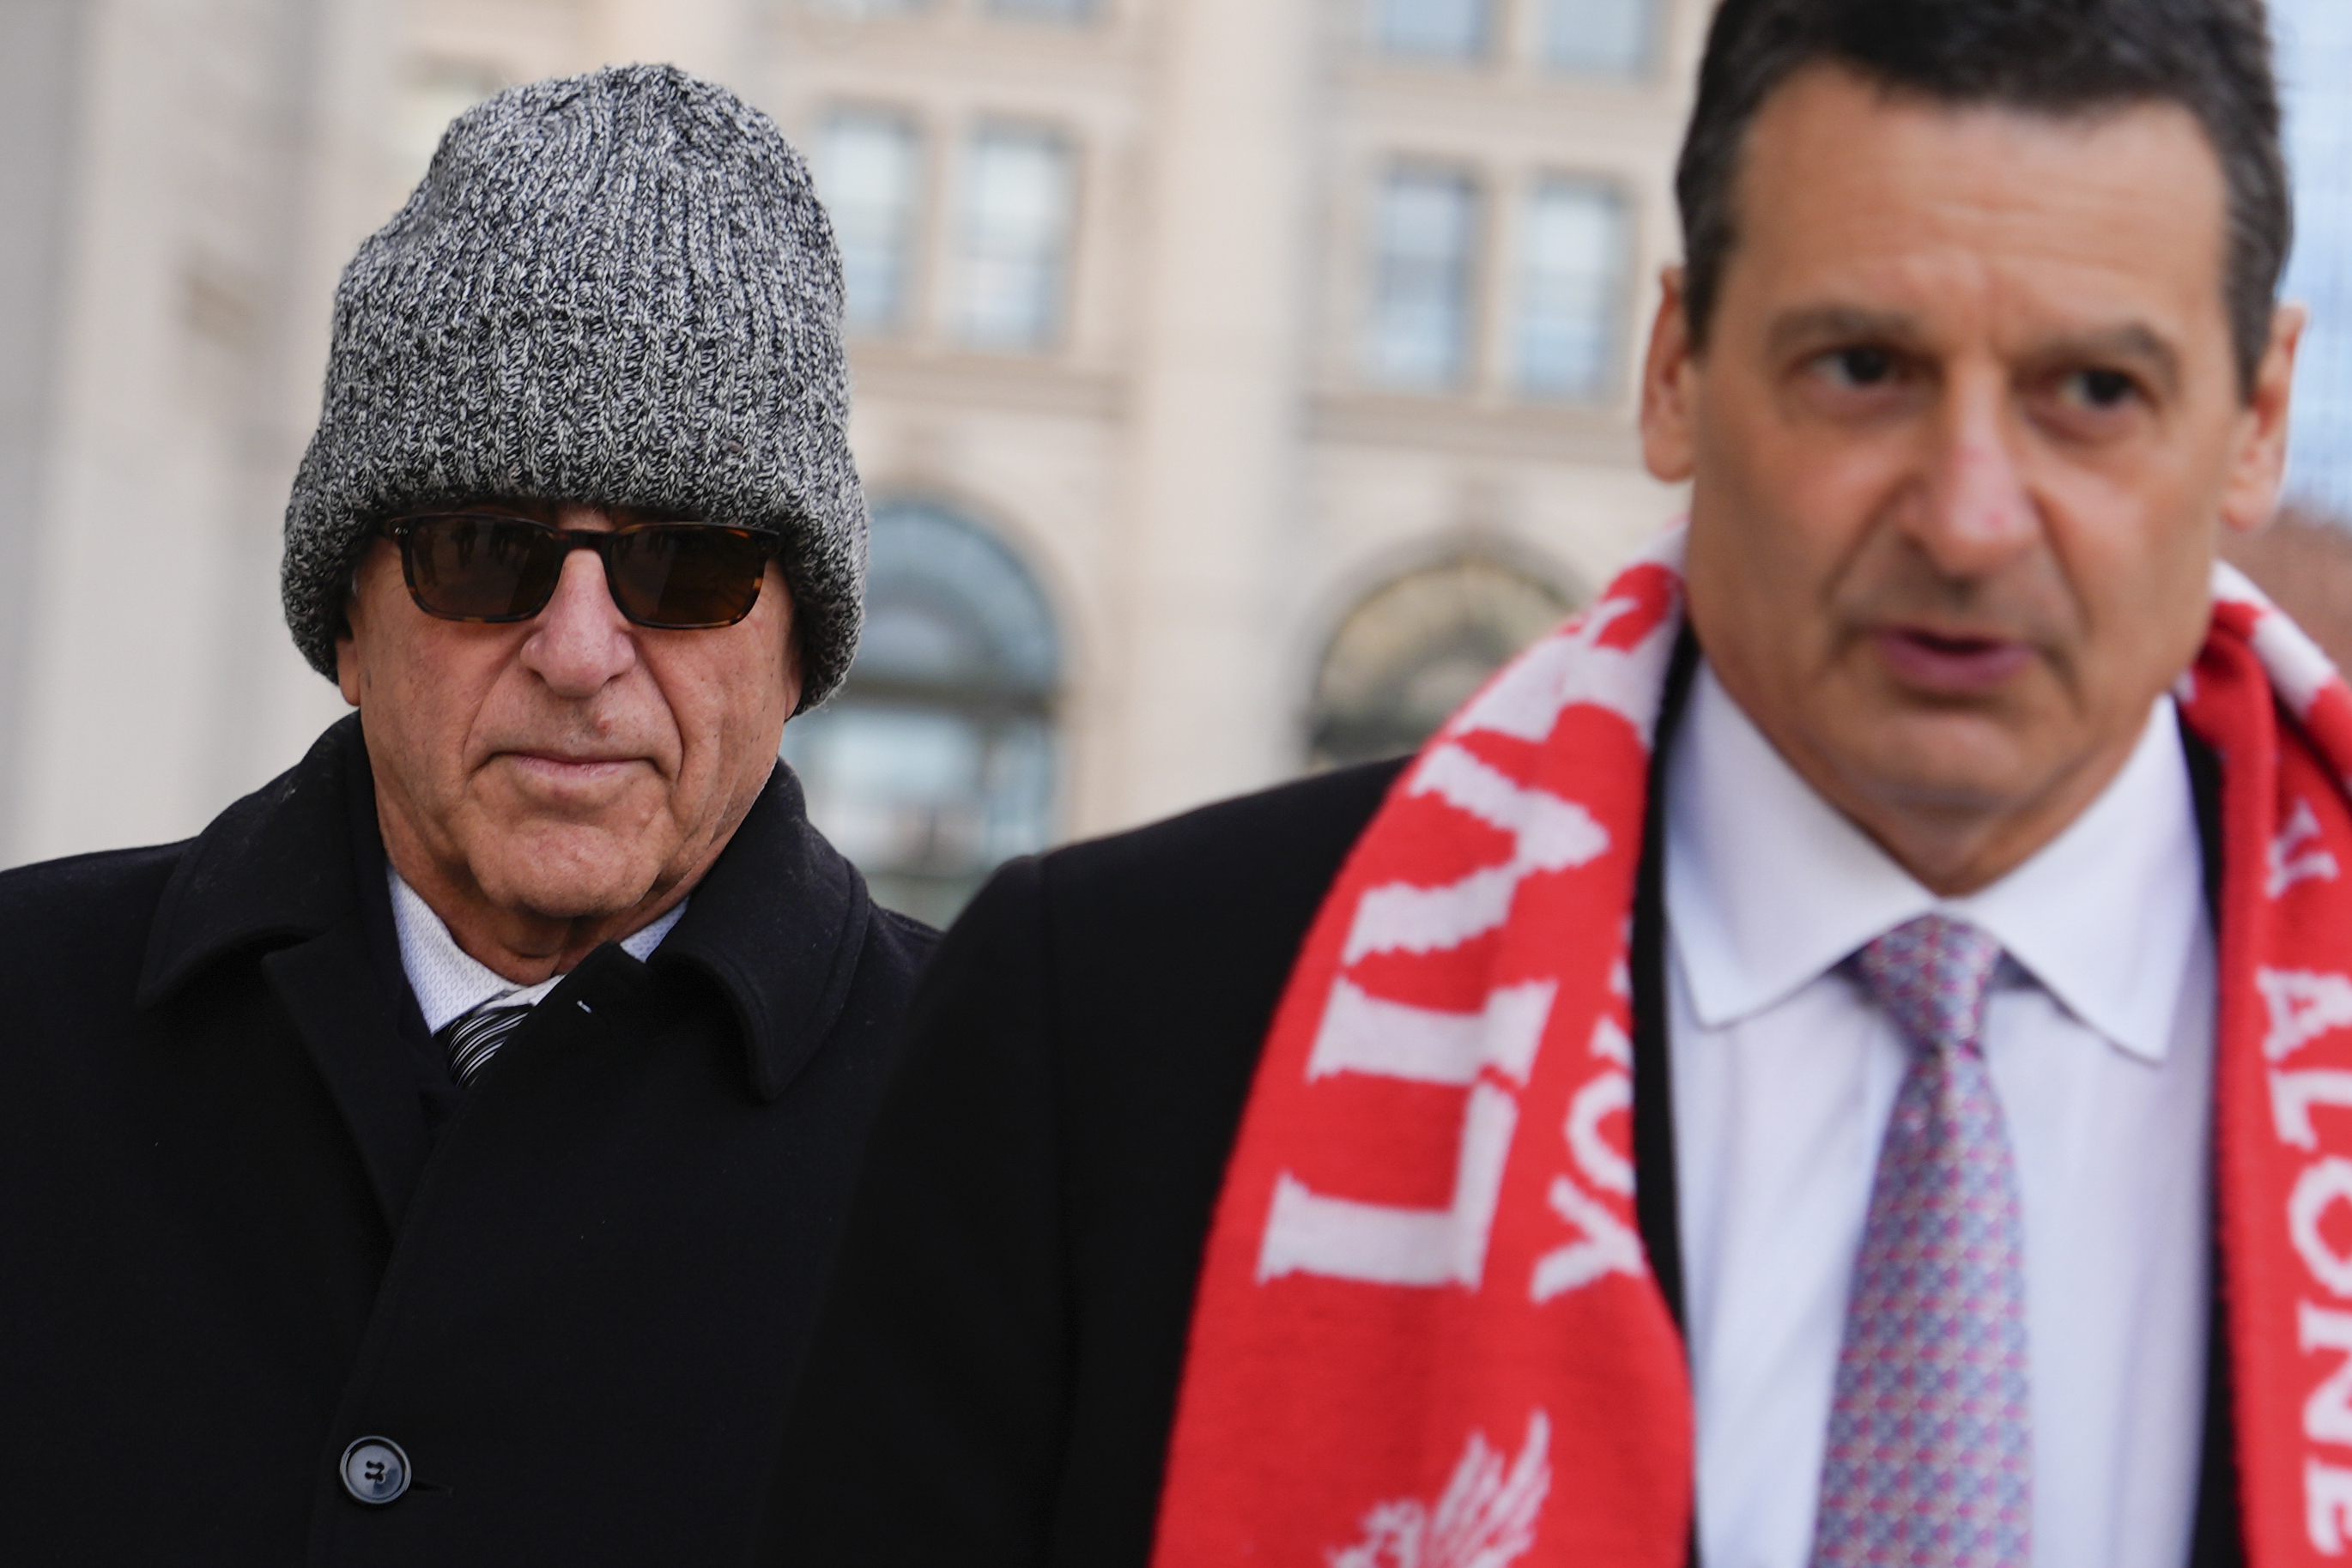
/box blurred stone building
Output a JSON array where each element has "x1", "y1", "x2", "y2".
[
  {"x1": 2275, "y1": 0, "x2": 2352, "y2": 521},
  {"x1": 1, "y1": 0, "x2": 1699, "y2": 918}
]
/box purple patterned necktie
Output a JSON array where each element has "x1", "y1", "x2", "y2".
[{"x1": 1810, "y1": 913, "x2": 2031, "y2": 1568}]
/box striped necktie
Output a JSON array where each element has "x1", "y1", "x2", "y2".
[
  {"x1": 436, "y1": 1001, "x2": 536, "y2": 1087},
  {"x1": 1811, "y1": 912, "x2": 2031, "y2": 1568}
]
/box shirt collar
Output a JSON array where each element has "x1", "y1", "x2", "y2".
[
  {"x1": 390, "y1": 869, "x2": 686, "y2": 1035},
  {"x1": 1664, "y1": 662, "x2": 2204, "y2": 1063}
]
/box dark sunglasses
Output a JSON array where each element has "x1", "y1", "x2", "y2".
[{"x1": 384, "y1": 512, "x2": 782, "y2": 630}]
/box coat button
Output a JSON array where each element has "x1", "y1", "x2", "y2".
[{"x1": 339, "y1": 1437, "x2": 410, "y2": 1504}]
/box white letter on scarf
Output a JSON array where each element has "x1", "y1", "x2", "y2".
[
  {"x1": 1307, "y1": 980, "x2": 1555, "y2": 1087},
  {"x1": 1528, "y1": 1015, "x2": 1643, "y2": 1302},
  {"x1": 2275, "y1": 1069, "x2": 2352, "y2": 1149},
  {"x1": 2274, "y1": 800, "x2": 2343, "y2": 899},
  {"x1": 1565, "y1": 1071, "x2": 1634, "y2": 1196},
  {"x1": 1530, "y1": 1171, "x2": 1644, "y2": 1302},
  {"x1": 1446, "y1": 583, "x2": 1678, "y2": 746},
  {"x1": 2305, "y1": 1302, "x2": 2352, "y2": 1446},
  {"x1": 2311, "y1": 1458, "x2": 2352, "y2": 1554},
  {"x1": 2293, "y1": 1159, "x2": 2352, "y2": 1299},
  {"x1": 1260, "y1": 981, "x2": 1556, "y2": 1289},
  {"x1": 1343, "y1": 747, "x2": 1608, "y2": 965},
  {"x1": 1259, "y1": 1088, "x2": 1518, "y2": 1288},
  {"x1": 2262, "y1": 970, "x2": 2352, "y2": 1062}
]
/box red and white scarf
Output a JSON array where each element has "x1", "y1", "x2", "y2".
[{"x1": 1152, "y1": 528, "x2": 2352, "y2": 1566}]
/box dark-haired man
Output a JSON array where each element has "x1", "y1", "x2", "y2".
[
  {"x1": 0, "y1": 67, "x2": 931, "y2": 1563},
  {"x1": 770, "y1": 1, "x2": 2319, "y2": 1564}
]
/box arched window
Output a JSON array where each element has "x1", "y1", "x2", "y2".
[
  {"x1": 782, "y1": 499, "x2": 1061, "y2": 924},
  {"x1": 1308, "y1": 556, "x2": 1577, "y2": 767}
]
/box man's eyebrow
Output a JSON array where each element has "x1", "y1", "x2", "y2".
[
  {"x1": 1764, "y1": 309, "x2": 2187, "y2": 392},
  {"x1": 1765, "y1": 306, "x2": 1925, "y2": 359},
  {"x1": 2029, "y1": 323, "x2": 2184, "y2": 397}
]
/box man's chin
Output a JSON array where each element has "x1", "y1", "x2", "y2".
[
  {"x1": 463, "y1": 831, "x2": 673, "y2": 927},
  {"x1": 1815, "y1": 705, "x2": 2050, "y2": 821}
]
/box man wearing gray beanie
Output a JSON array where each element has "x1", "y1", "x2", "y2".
[{"x1": 0, "y1": 65, "x2": 933, "y2": 1563}]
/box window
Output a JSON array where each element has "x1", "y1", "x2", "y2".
[
  {"x1": 1543, "y1": 0, "x2": 1655, "y2": 76},
  {"x1": 1514, "y1": 178, "x2": 1629, "y2": 401},
  {"x1": 951, "y1": 125, "x2": 1076, "y2": 350},
  {"x1": 2276, "y1": 0, "x2": 2352, "y2": 519},
  {"x1": 1373, "y1": 0, "x2": 1492, "y2": 58},
  {"x1": 781, "y1": 500, "x2": 1060, "y2": 924},
  {"x1": 817, "y1": 109, "x2": 924, "y2": 333},
  {"x1": 986, "y1": 0, "x2": 1097, "y2": 19},
  {"x1": 1310, "y1": 559, "x2": 1576, "y2": 766},
  {"x1": 1364, "y1": 167, "x2": 1481, "y2": 389}
]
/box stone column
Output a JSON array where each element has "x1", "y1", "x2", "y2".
[
  {"x1": 9, "y1": 0, "x2": 379, "y2": 865},
  {"x1": 1100, "y1": 0, "x2": 1318, "y2": 828},
  {"x1": 0, "y1": 0, "x2": 86, "y2": 863}
]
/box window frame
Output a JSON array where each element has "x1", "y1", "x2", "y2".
[
  {"x1": 981, "y1": 0, "x2": 1103, "y2": 22},
  {"x1": 947, "y1": 118, "x2": 1082, "y2": 354},
  {"x1": 1360, "y1": 159, "x2": 1488, "y2": 392},
  {"x1": 1358, "y1": 0, "x2": 1667, "y2": 82},
  {"x1": 779, "y1": 498, "x2": 1066, "y2": 924},
  {"x1": 1506, "y1": 170, "x2": 1635, "y2": 404},
  {"x1": 1538, "y1": 0, "x2": 1659, "y2": 80},
  {"x1": 1367, "y1": 0, "x2": 1498, "y2": 64},
  {"x1": 816, "y1": 103, "x2": 931, "y2": 336}
]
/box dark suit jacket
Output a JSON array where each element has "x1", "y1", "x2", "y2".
[
  {"x1": 767, "y1": 652, "x2": 2245, "y2": 1566},
  {"x1": 0, "y1": 715, "x2": 934, "y2": 1565}
]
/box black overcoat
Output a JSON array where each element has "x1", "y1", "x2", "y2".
[
  {"x1": 764, "y1": 683, "x2": 2247, "y2": 1565},
  {"x1": 0, "y1": 715, "x2": 934, "y2": 1565}
]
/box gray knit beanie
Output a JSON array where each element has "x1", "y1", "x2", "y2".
[{"x1": 281, "y1": 64, "x2": 864, "y2": 711}]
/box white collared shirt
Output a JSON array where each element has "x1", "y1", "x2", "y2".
[
  {"x1": 389, "y1": 869, "x2": 687, "y2": 1036},
  {"x1": 1664, "y1": 663, "x2": 2215, "y2": 1568}
]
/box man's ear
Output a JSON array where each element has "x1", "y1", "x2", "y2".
[
  {"x1": 1640, "y1": 265, "x2": 1700, "y2": 485},
  {"x1": 2221, "y1": 300, "x2": 2307, "y2": 536},
  {"x1": 336, "y1": 574, "x2": 368, "y2": 709},
  {"x1": 773, "y1": 568, "x2": 807, "y2": 720},
  {"x1": 337, "y1": 539, "x2": 399, "y2": 708},
  {"x1": 780, "y1": 636, "x2": 806, "y2": 721},
  {"x1": 336, "y1": 626, "x2": 364, "y2": 708}
]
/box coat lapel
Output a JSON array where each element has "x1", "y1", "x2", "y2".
[
  {"x1": 137, "y1": 715, "x2": 434, "y2": 1232},
  {"x1": 264, "y1": 926, "x2": 434, "y2": 1231},
  {"x1": 654, "y1": 763, "x2": 874, "y2": 1103}
]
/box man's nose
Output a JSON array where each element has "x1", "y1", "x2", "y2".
[
  {"x1": 1909, "y1": 374, "x2": 2039, "y2": 575},
  {"x1": 520, "y1": 545, "x2": 638, "y2": 695}
]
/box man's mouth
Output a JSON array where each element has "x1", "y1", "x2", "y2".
[
  {"x1": 500, "y1": 751, "x2": 644, "y2": 786},
  {"x1": 1871, "y1": 627, "x2": 2035, "y2": 692}
]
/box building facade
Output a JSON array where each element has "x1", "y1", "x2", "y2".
[
  {"x1": 2, "y1": 0, "x2": 1696, "y2": 917},
  {"x1": 2275, "y1": 0, "x2": 2352, "y2": 524},
  {"x1": 1, "y1": 0, "x2": 400, "y2": 877}
]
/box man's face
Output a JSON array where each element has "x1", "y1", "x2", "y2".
[
  {"x1": 1642, "y1": 65, "x2": 2298, "y2": 893},
  {"x1": 338, "y1": 501, "x2": 802, "y2": 972}
]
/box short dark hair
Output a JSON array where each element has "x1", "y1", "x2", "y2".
[{"x1": 1675, "y1": 0, "x2": 2290, "y2": 397}]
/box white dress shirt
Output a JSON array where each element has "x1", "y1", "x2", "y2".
[
  {"x1": 1664, "y1": 663, "x2": 2215, "y2": 1568},
  {"x1": 390, "y1": 869, "x2": 686, "y2": 1035}
]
